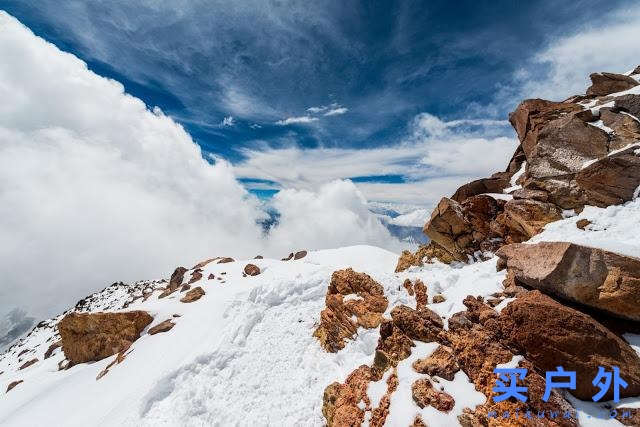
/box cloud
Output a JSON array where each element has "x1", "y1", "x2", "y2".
[
  {"x1": 520, "y1": 6, "x2": 640, "y2": 100},
  {"x1": 236, "y1": 113, "x2": 517, "y2": 202},
  {"x1": 275, "y1": 115, "x2": 319, "y2": 125},
  {"x1": 0, "y1": 12, "x2": 405, "y2": 328},
  {"x1": 324, "y1": 107, "x2": 348, "y2": 116},
  {"x1": 221, "y1": 116, "x2": 235, "y2": 127},
  {"x1": 306, "y1": 106, "x2": 327, "y2": 113}
]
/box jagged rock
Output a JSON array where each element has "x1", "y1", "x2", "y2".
[
  {"x1": 322, "y1": 365, "x2": 372, "y2": 427},
  {"x1": 432, "y1": 295, "x2": 446, "y2": 304},
  {"x1": 18, "y1": 358, "x2": 38, "y2": 370},
  {"x1": 495, "y1": 198, "x2": 563, "y2": 239},
  {"x1": 208, "y1": 273, "x2": 215, "y2": 280},
  {"x1": 58, "y1": 311, "x2": 153, "y2": 364},
  {"x1": 180, "y1": 286, "x2": 205, "y2": 303},
  {"x1": 217, "y1": 257, "x2": 234, "y2": 264},
  {"x1": 402, "y1": 279, "x2": 414, "y2": 296},
  {"x1": 148, "y1": 319, "x2": 175, "y2": 335},
  {"x1": 314, "y1": 269, "x2": 388, "y2": 352},
  {"x1": 449, "y1": 322, "x2": 577, "y2": 426},
  {"x1": 614, "y1": 94, "x2": 640, "y2": 119},
  {"x1": 159, "y1": 266, "x2": 188, "y2": 298},
  {"x1": 6, "y1": 380, "x2": 23, "y2": 393},
  {"x1": 511, "y1": 187, "x2": 550, "y2": 202},
  {"x1": 180, "y1": 284, "x2": 191, "y2": 292},
  {"x1": 294, "y1": 250, "x2": 307, "y2": 260},
  {"x1": 586, "y1": 72, "x2": 639, "y2": 96},
  {"x1": 498, "y1": 290, "x2": 640, "y2": 400},
  {"x1": 281, "y1": 252, "x2": 294, "y2": 261},
  {"x1": 600, "y1": 108, "x2": 640, "y2": 150},
  {"x1": 509, "y1": 99, "x2": 582, "y2": 158},
  {"x1": 496, "y1": 242, "x2": 640, "y2": 321},
  {"x1": 373, "y1": 320, "x2": 415, "y2": 374},
  {"x1": 414, "y1": 280, "x2": 428, "y2": 311},
  {"x1": 576, "y1": 218, "x2": 591, "y2": 230},
  {"x1": 369, "y1": 371, "x2": 398, "y2": 427},
  {"x1": 390, "y1": 305, "x2": 443, "y2": 342},
  {"x1": 412, "y1": 345, "x2": 459, "y2": 380},
  {"x1": 187, "y1": 269, "x2": 203, "y2": 284},
  {"x1": 17, "y1": 349, "x2": 29, "y2": 358},
  {"x1": 411, "y1": 378, "x2": 455, "y2": 412},
  {"x1": 96, "y1": 347, "x2": 128, "y2": 380},
  {"x1": 254, "y1": 255, "x2": 264, "y2": 259},
  {"x1": 575, "y1": 146, "x2": 640, "y2": 208},
  {"x1": 192, "y1": 257, "x2": 218, "y2": 269},
  {"x1": 243, "y1": 264, "x2": 260, "y2": 276},
  {"x1": 451, "y1": 173, "x2": 511, "y2": 203},
  {"x1": 395, "y1": 242, "x2": 455, "y2": 272}
]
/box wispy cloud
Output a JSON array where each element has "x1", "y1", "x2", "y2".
[
  {"x1": 324, "y1": 107, "x2": 348, "y2": 116},
  {"x1": 275, "y1": 115, "x2": 319, "y2": 125},
  {"x1": 306, "y1": 106, "x2": 327, "y2": 113}
]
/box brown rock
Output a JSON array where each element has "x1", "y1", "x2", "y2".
[
  {"x1": 614, "y1": 94, "x2": 640, "y2": 119},
  {"x1": 294, "y1": 250, "x2": 307, "y2": 260},
  {"x1": 218, "y1": 257, "x2": 234, "y2": 264},
  {"x1": 390, "y1": 305, "x2": 443, "y2": 342},
  {"x1": 511, "y1": 188, "x2": 550, "y2": 202},
  {"x1": 243, "y1": 264, "x2": 260, "y2": 276},
  {"x1": 451, "y1": 174, "x2": 511, "y2": 203},
  {"x1": 18, "y1": 358, "x2": 38, "y2": 370},
  {"x1": 509, "y1": 99, "x2": 582, "y2": 157},
  {"x1": 497, "y1": 198, "x2": 563, "y2": 239},
  {"x1": 96, "y1": 346, "x2": 128, "y2": 380},
  {"x1": 187, "y1": 269, "x2": 203, "y2": 284},
  {"x1": 207, "y1": 273, "x2": 215, "y2": 280},
  {"x1": 402, "y1": 278, "x2": 414, "y2": 296},
  {"x1": 180, "y1": 286, "x2": 205, "y2": 303},
  {"x1": 148, "y1": 319, "x2": 175, "y2": 335},
  {"x1": 586, "y1": 72, "x2": 639, "y2": 96},
  {"x1": 313, "y1": 269, "x2": 388, "y2": 352},
  {"x1": 498, "y1": 290, "x2": 640, "y2": 400},
  {"x1": 432, "y1": 294, "x2": 446, "y2": 304},
  {"x1": 412, "y1": 345, "x2": 459, "y2": 380},
  {"x1": 575, "y1": 146, "x2": 640, "y2": 208},
  {"x1": 159, "y1": 266, "x2": 188, "y2": 298},
  {"x1": 192, "y1": 257, "x2": 218, "y2": 269},
  {"x1": 281, "y1": 252, "x2": 294, "y2": 261},
  {"x1": 58, "y1": 311, "x2": 153, "y2": 364},
  {"x1": 496, "y1": 242, "x2": 640, "y2": 321},
  {"x1": 576, "y1": 218, "x2": 591, "y2": 230},
  {"x1": 395, "y1": 242, "x2": 456, "y2": 272},
  {"x1": 412, "y1": 378, "x2": 455, "y2": 412},
  {"x1": 414, "y1": 280, "x2": 428, "y2": 311},
  {"x1": 373, "y1": 320, "x2": 415, "y2": 374},
  {"x1": 616, "y1": 407, "x2": 640, "y2": 426},
  {"x1": 254, "y1": 255, "x2": 264, "y2": 259},
  {"x1": 6, "y1": 380, "x2": 23, "y2": 393},
  {"x1": 322, "y1": 365, "x2": 372, "y2": 427},
  {"x1": 600, "y1": 108, "x2": 640, "y2": 150},
  {"x1": 180, "y1": 284, "x2": 191, "y2": 292},
  {"x1": 369, "y1": 371, "x2": 398, "y2": 427}
]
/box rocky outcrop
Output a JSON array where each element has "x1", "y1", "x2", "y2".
[
  {"x1": 494, "y1": 198, "x2": 563, "y2": 240},
  {"x1": 411, "y1": 378, "x2": 454, "y2": 412},
  {"x1": 313, "y1": 269, "x2": 388, "y2": 352},
  {"x1": 497, "y1": 291, "x2": 640, "y2": 400},
  {"x1": 615, "y1": 94, "x2": 640, "y2": 118},
  {"x1": 148, "y1": 319, "x2": 175, "y2": 335},
  {"x1": 395, "y1": 242, "x2": 455, "y2": 272},
  {"x1": 243, "y1": 264, "x2": 260, "y2": 276},
  {"x1": 58, "y1": 311, "x2": 153, "y2": 365},
  {"x1": 322, "y1": 365, "x2": 372, "y2": 427},
  {"x1": 159, "y1": 266, "x2": 188, "y2": 298},
  {"x1": 44, "y1": 341, "x2": 62, "y2": 359},
  {"x1": 586, "y1": 72, "x2": 639, "y2": 96},
  {"x1": 6, "y1": 380, "x2": 23, "y2": 393},
  {"x1": 496, "y1": 242, "x2": 640, "y2": 321},
  {"x1": 412, "y1": 345, "x2": 459, "y2": 380},
  {"x1": 389, "y1": 305, "x2": 443, "y2": 342},
  {"x1": 180, "y1": 286, "x2": 205, "y2": 303},
  {"x1": 450, "y1": 173, "x2": 512, "y2": 203},
  {"x1": 18, "y1": 358, "x2": 38, "y2": 370}
]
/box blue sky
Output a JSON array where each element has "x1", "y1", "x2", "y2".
[{"x1": 3, "y1": 0, "x2": 638, "y2": 201}]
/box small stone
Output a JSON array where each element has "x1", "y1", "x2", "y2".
[
  {"x1": 432, "y1": 295, "x2": 446, "y2": 304},
  {"x1": 244, "y1": 264, "x2": 261, "y2": 276},
  {"x1": 576, "y1": 218, "x2": 592, "y2": 230},
  {"x1": 294, "y1": 250, "x2": 308, "y2": 260},
  {"x1": 6, "y1": 380, "x2": 23, "y2": 393},
  {"x1": 208, "y1": 273, "x2": 215, "y2": 280},
  {"x1": 148, "y1": 319, "x2": 175, "y2": 335}
]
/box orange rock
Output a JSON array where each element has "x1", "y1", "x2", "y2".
[
  {"x1": 411, "y1": 378, "x2": 455, "y2": 412},
  {"x1": 148, "y1": 319, "x2": 175, "y2": 335},
  {"x1": 412, "y1": 345, "x2": 459, "y2": 380},
  {"x1": 180, "y1": 286, "x2": 205, "y2": 303},
  {"x1": 322, "y1": 365, "x2": 372, "y2": 427},
  {"x1": 58, "y1": 311, "x2": 152, "y2": 365}
]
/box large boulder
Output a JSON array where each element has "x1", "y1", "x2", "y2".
[
  {"x1": 600, "y1": 108, "x2": 640, "y2": 151},
  {"x1": 614, "y1": 94, "x2": 640, "y2": 118},
  {"x1": 497, "y1": 290, "x2": 640, "y2": 400},
  {"x1": 58, "y1": 311, "x2": 153, "y2": 364},
  {"x1": 450, "y1": 173, "x2": 511, "y2": 203},
  {"x1": 586, "y1": 72, "x2": 639, "y2": 96},
  {"x1": 575, "y1": 145, "x2": 640, "y2": 208},
  {"x1": 496, "y1": 242, "x2": 640, "y2": 321},
  {"x1": 494, "y1": 199, "x2": 563, "y2": 239},
  {"x1": 314, "y1": 269, "x2": 388, "y2": 352}
]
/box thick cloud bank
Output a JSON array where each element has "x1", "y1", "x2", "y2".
[{"x1": 0, "y1": 12, "x2": 399, "y2": 328}]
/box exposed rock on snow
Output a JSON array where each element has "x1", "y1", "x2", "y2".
[
  {"x1": 294, "y1": 250, "x2": 308, "y2": 260},
  {"x1": 497, "y1": 242, "x2": 640, "y2": 321},
  {"x1": 412, "y1": 345, "x2": 459, "y2": 380},
  {"x1": 180, "y1": 286, "x2": 205, "y2": 303},
  {"x1": 498, "y1": 290, "x2": 640, "y2": 400},
  {"x1": 58, "y1": 311, "x2": 153, "y2": 364},
  {"x1": 395, "y1": 242, "x2": 455, "y2": 272},
  {"x1": 243, "y1": 264, "x2": 261, "y2": 276},
  {"x1": 6, "y1": 380, "x2": 22, "y2": 393},
  {"x1": 313, "y1": 268, "x2": 388, "y2": 352},
  {"x1": 451, "y1": 174, "x2": 511, "y2": 203},
  {"x1": 148, "y1": 320, "x2": 175, "y2": 335},
  {"x1": 17, "y1": 358, "x2": 37, "y2": 370},
  {"x1": 586, "y1": 72, "x2": 639, "y2": 96}
]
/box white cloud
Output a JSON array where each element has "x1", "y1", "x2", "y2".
[
  {"x1": 274, "y1": 115, "x2": 319, "y2": 125},
  {"x1": 521, "y1": 6, "x2": 640, "y2": 100},
  {"x1": 306, "y1": 106, "x2": 327, "y2": 113},
  {"x1": 0, "y1": 12, "x2": 403, "y2": 325},
  {"x1": 324, "y1": 107, "x2": 348, "y2": 116},
  {"x1": 221, "y1": 116, "x2": 235, "y2": 127},
  {"x1": 236, "y1": 113, "x2": 517, "y2": 201}
]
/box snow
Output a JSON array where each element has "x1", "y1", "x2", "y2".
[
  {"x1": 388, "y1": 209, "x2": 430, "y2": 227},
  {"x1": 484, "y1": 193, "x2": 514, "y2": 201}
]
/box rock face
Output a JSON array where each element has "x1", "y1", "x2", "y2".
[
  {"x1": 389, "y1": 305, "x2": 443, "y2": 342},
  {"x1": 586, "y1": 72, "x2": 639, "y2": 96},
  {"x1": 313, "y1": 269, "x2": 388, "y2": 352},
  {"x1": 411, "y1": 378, "x2": 455, "y2": 412},
  {"x1": 159, "y1": 266, "x2": 188, "y2": 298},
  {"x1": 58, "y1": 311, "x2": 153, "y2": 364},
  {"x1": 243, "y1": 264, "x2": 260, "y2": 276},
  {"x1": 180, "y1": 286, "x2": 205, "y2": 303},
  {"x1": 395, "y1": 242, "x2": 455, "y2": 272},
  {"x1": 496, "y1": 242, "x2": 640, "y2": 321},
  {"x1": 450, "y1": 173, "x2": 511, "y2": 203},
  {"x1": 498, "y1": 291, "x2": 640, "y2": 400},
  {"x1": 148, "y1": 319, "x2": 175, "y2": 335},
  {"x1": 412, "y1": 345, "x2": 459, "y2": 380}
]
